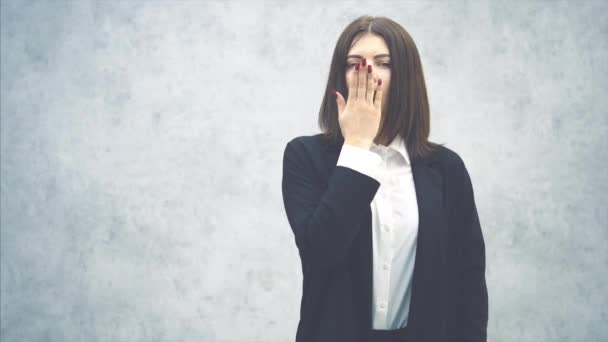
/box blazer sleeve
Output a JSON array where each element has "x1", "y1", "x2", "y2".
[
  {"x1": 281, "y1": 139, "x2": 381, "y2": 271},
  {"x1": 451, "y1": 157, "x2": 489, "y2": 342}
]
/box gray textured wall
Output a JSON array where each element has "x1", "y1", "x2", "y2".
[{"x1": 1, "y1": 0, "x2": 606, "y2": 341}]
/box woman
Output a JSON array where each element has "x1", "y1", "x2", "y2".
[{"x1": 282, "y1": 15, "x2": 488, "y2": 342}]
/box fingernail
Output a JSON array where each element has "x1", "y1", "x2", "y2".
[
  {"x1": 355, "y1": 63, "x2": 360, "y2": 71},
  {"x1": 362, "y1": 58, "x2": 366, "y2": 67},
  {"x1": 331, "y1": 89, "x2": 337, "y2": 97},
  {"x1": 378, "y1": 79, "x2": 382, "y2": 85},
  {"x1": 368, "y1": 65, "x2": 372, "y2": 73}
]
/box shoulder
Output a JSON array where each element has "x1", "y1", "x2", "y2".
[
  {"x1": 288, "y1": 132, "x2": 336, "y2": 148},
  {"x1": 427, "y1": 144, "x2": 472, "y2": 188},
  {"x1": 283, "y1": 134, "x2": 334, "y2": 183},
  {"x1": 283, "y1": 133, "x2": 329, "y2": 168},
  {"x1": 286, "y1": 133, "x2": 324, "y2": 149},
  {"x1": 285, "y1": 133, "x2": 336, "y2": 157},
  {"x1": 428, "y1": 144, "x2": 467, "y2": 172}
]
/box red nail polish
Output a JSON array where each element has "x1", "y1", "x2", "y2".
[
  {"x1": 362, "y1": 58, "x2": 366, "y2": 67},
  {"x1": 378, "y1": 79, "x2": 382, "y2": 85},
  {"x1": 368, "y1": 65, "x2": 372, "y2": 73},
  {"x1": 355, "y1": 63, "x2": 360, "y2": 71},
  {"x1": 331, "y1": 89, "x2": 337, "y2": 96}
]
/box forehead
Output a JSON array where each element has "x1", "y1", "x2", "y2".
[{"x1": 347, "y1": 33, "x2": 389, "y2": 56}]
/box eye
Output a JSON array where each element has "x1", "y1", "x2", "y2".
[{"x1": 345, "y1": 62, "x2": 390, "y2": 69}]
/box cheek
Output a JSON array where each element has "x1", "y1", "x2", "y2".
[
  {"x1": 380, "y1": 76, "x2": 390, "y2": 93},
  {"x1": 345, "y1": 71, "x2": 357, "y2": 86},
  {"x1": 378, "y1": 71, "x2": 390, "y2": 86},
  {"x1": 374, "y1": 70, "x2": 390, "y2": 90}
]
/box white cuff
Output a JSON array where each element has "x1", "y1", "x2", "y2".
[{"x1": 336, "y1": 143, "x2": 382, "y2": 181}]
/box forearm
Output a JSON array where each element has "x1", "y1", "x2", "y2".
[{"x1": 282, "y1": 141, "x2": 381, "y2": 271}]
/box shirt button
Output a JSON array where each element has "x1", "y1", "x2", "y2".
[
  {"x1": 380, "y1": 302, "x2": 386, "y2": 309},
  {"x1": 383, "y1": 263, "x2": 390, "y2": 270}
]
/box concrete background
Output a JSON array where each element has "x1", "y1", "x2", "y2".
[{"x1": 1, "y1": 0, "x2": 606, "y2": 341}]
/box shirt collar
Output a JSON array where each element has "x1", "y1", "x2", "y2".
[{"x1": 372, "y1": 135, "x2": 411, "y2": 165}]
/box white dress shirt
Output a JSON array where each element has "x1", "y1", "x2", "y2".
[{"x1": 336, "y1": 135, "x2": 419, "y2": 330}]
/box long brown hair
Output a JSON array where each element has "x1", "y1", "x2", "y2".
[{"x1": 319, "y1": 15, "x2": 444, "y2": 162}]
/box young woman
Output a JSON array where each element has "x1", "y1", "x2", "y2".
[{"x1": 282, "y1": 15, "x2": 488, "y2": 342}]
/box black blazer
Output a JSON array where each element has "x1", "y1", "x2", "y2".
[{"x1": 281, "y1": 133, "x2": 488, "y2": 342}]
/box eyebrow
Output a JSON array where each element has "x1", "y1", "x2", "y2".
[{"x1": 346, "y1": 54, "x2": 390, "y2": 59}]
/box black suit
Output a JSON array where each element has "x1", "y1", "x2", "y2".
[{"x1": 281, "y1": 133, "x2": 488, "y2": 342}]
